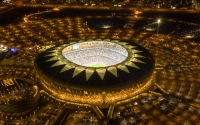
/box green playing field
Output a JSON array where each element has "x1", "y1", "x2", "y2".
[{"x1": 90, "y1": 63, "x2": 104, "y2": 67}]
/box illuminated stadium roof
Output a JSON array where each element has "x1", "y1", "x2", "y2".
[{"x1": 35, "y1": 39, "x2": 155, "y2": 93}]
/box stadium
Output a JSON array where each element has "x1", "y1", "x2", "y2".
[
  {"x1": 35, "y1": 39, "x2": 155, "y2": 106},
  {"x1": 1, "y1": 4, "x2": 200, "y2": 124}
]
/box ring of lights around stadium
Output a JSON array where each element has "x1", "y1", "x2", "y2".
[{"x1": 35, "y1": 39, "x2": 155, "y2": 105}]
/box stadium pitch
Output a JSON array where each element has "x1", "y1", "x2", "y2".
[{"x1": 90, "y1": 63, "x2": 104, "y2": 67}]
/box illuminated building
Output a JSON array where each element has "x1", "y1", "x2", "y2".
[{"x1": 34, "y1": 39, "x2": 155, "y2": 117}]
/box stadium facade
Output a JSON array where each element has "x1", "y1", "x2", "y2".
[{"x1": 35, "y1": 39, "x2": 155, "y2": 109}]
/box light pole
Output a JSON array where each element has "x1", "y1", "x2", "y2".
[{"x1": 157, "y1": 19, "x2": 161, "y2": 34}]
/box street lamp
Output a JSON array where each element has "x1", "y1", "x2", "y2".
[
  {"x1": 157, "y1": 19, "x2": 161, "y2": 34},
  {"x1": 157, "y1": 19, "x2": 161, "y2": 24}
]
